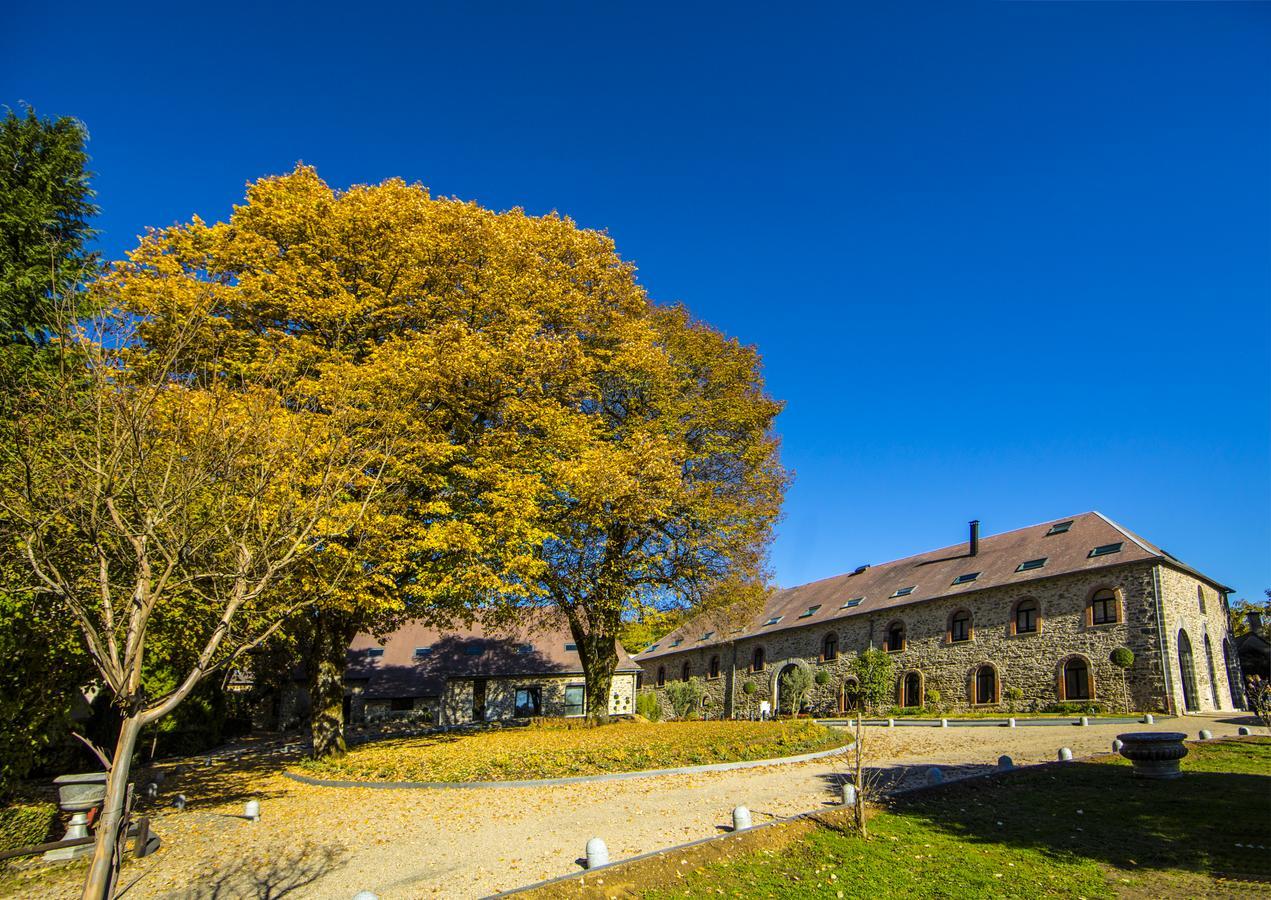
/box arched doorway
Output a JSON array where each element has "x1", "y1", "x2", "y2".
[
  {"x1": 1062, "y1": 657, "x2": 1092, "y2": 701},
  {"x1": 1178, "y1": 629, "x2": 1199, "y2": 712},
  {"x1": 1223, "y1": 639, "x2": 1243, "y2": 708},
  {"x1": 972, "y1": 664, "x2": 997, "y2": 705},
  {"x1": 903, "y1": 671, "x2": 922, "y2": 707},
  {"x1": 773, "y1": 662, "x2": 806, "y2": 716},
  {"x1": 1203, "y1": 635, "x2": 1219, "y2": 708}
]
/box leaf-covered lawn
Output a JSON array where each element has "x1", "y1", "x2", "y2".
[{"x1": 297, "y1": 720, "x2": 848, "y2": 783}]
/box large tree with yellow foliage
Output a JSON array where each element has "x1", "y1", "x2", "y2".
[{"x1": 101, "y1": 166, "x2": 787, "y2": 739}]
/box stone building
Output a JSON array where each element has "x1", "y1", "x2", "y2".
[
  {"x1": 345, "y1": 613, "x2": 641, "y2": 725},
  {"x1": 636, "y1": 513, "x2": 1244, "y2": 717}
]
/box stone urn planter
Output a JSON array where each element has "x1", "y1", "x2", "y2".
[
  {"x1": 44, "y1": 772, "x2": 108, "y2": 861},
  {"x1": 1115, "y1": 732, "x2": 1188, "y2": 779}
]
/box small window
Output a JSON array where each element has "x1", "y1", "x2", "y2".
[
  {"x1": 841, "y1": 597, "x2": 863, "y2": 609},
  {"x1": 464, "y1": 642, "x2": 484, "y2": 656},
  {"x1": 390, "y1": 697, "x2": 414, "y2": 711},
  {"x1": 656, "y1": 666, "x2": 666, "y2": 687},
  {"x1": 563, "y1": 684, "x2": 585, "y2": 716},
  {"x1": 699, "y1": 631, "x2": 714, "y2": 641},
  {"x1": 1016, "y1": 557, "x2": 1047, "y2": 572},
  {"x1": 1090, "y1": 588, "x2": 1119, "y2": 625},
  {"x1": 1046, "y1": 521, "x2": 1073, "y2": 535},
  {"x1": 681, "y1": 661, "x2": 691, "y2": 681},
  {"x1": 885, "y1": 621, "x2": 906, "y2": 653},
  {"x1": 413, "y1": 646, "x2": 433, "y2": 658},
  {"x1": 517, "y1": 643, "x2": 533, "y2": 654},
  {"x1": 1014, "y1": 599, "x2": 1039, "y2": 635},
  {"x1": 752, "y1": 646, "x2": 766, "y2": 672},
  {"x1": 952, "y1": 572, "x2": 980, "y2": 585},
  {"x1": 367, "y1": 648, "x2": 385, "y2": 658},
  {"x1": 564, "y1": 642, "x2": 578, "y2": 651},
  {"x1": 514, "y1": 686, "x2": 542, "y2": 717},
  {"x1": 822, "y1": 633, "x2": 838, "y2": 661},
  {"x1": 1089, "y1": 542, "x2": 1123, "y2": 558},
  {"x1": 949, "y1": 610, "x2": 972, "y2": 643},
  {"x1": 891, "y1": 586, "x2": 916, "y2": 598},
  {"x1": 1196, "y1": 585, "x2": 1207, "y2": 615},
  {"x1": 763, "y1": 616, "x2": 783, "y2": 627},
  {"x1": 798, "y1": 604, "x2": 822, "y2": 619},
  {"x1": 708, "y1": 655, "x2": 721, "y2": 679},
  {"x1": 670, "y1": 638, "x2": 683, "y2": 647}
]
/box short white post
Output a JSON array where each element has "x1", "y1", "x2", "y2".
[
  {"x1": 1198, "y1": 729, "x2": 1212, "y2": 740},
  {"x1": 1112, "y1": 739, "x2": 1124, "y2": 753},
  {"x1": 732, "y1": 806, "x2": 752, "y2": 831},
  {"x1": 1142, "y1": 713, "x2": 1154, "y2": 725},
  {"x1": 997, "y1": 755, "x2": 1013, "y2": 769},
  {"x1": 1008, "y1": 717, "x2": 1016, "y2": 728},
  {"x1": 926, "y1": 766, "x2": 943, "y2": 785},
  {"x1": 887, "y1": 718, "x2": 895, "y2": 728},
  {"x1": 1080, "y1": 716, "x2": 1089, "y2": 727},
  {"x1": 841, "y1": 782, "x2": 857, "y2": 806},
  {"x1": 1238, "y1": 726, "x2": 1252, "y2": 736},
  {"x1": 352, "y1": 893, "x2": 379, "y2": 900},
  {"x1": 586, "y1": 837, "x2": 609, "y2": 869},
  {"x1": 244, "y1": 800, "x2": 260, "y2": 822},
  {"x1": 940, "y1": 718, "x2": 948, "y2": 728},
  {"x1": 1058, "y1": 747, "x2": 1073, "y2": 761}
]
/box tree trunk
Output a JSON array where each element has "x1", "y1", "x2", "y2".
[
  {"x1": 310, "y1": 613, "x2": 356, "y2": 759},
  {"x1": 82, "y1": 713, "x2": 142, "y2": 900},
  {"x1": 853, "y1": 705, "x2": 866, "y2": 838},
  {"x1": 566, "y1": 615, "x2": 618, "y2": 724}
]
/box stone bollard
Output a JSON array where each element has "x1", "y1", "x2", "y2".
[
  {"x1": 940, "y1": 718, "x2": 948, "y2": 728},
  {"x1": 1112, "y1": 739, "x2": 1124, "y2": 753},
  {"x1": 352, "y1": 893, "x2": 379, "y2": 900},
  {"x1": 847, "y1": 718, "x2": 854, "y2": 728},
  {"x1": 1199, "y1": 730, "x2": 1212, "y2": 740},
  {"x1": 1238, "y1": 726, "x2": 1252, "y2": 736},
  {"x1": 1142, "y1": 714, "x2": 1155, "y2": 725},
  {"x1": 1008, "y1": 717, "x2": 1016, "y2": 728},
  {"x1": 732, "y1": 806, "x2": 752, "y2": 831},
  {"x1": 173, "y1": 794, "x2": 187, "y2": 811},
  {"x1": 841, "y1": 782, "x2": 857, "y2": 806},
  {"x1": 998, "y1": 755, "x2": 1013, "y2": 770},
  {"x1": 244, "y1": 800, "x2": 260, "y2": 822},
  {"x1": 887, "y1": 718, "x2": 895, "y2": 728},
  {"x1": 585, "y1": 837, "x2": 609, "y2": 869},
  {"x1": 926, "y1": 767, "x2": 943, "y2": 786},
  {"x1": 1080, "y1": 716, "x2": 1089, "y2": 727},
  {"x1": 145, "y1": 782, "x2": 158, "y2": 800},
  {"x1": 1058, "y1": 747, "x2": 1073, "y2": 761}
]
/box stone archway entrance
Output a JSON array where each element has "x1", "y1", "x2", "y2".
[
  {"x1": 771, "y1": 660, "x2": 812, "y2": 717},
  {"x1": 1178, "y1": 630, "x2": 1199, "y2": 712}
]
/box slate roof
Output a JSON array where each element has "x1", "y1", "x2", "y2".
[
  {"x1": 348, "y1": 612, "x2": 642, "y2": 700},
  {"x1": 636, "y1": 511, "x2": 1230, "y2": 662}
]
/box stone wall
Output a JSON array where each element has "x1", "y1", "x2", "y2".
[
  {"x1": 1156, "y1": 565, "x2": 1241, "y2": 712},
  {"x1": 640, "y1": 561, "x2": 1186, "y2": 717},
  {"x1": 441, "y1": 672, "x2": 639, "y2": 724}
]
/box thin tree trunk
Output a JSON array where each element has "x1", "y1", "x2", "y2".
[
  {"x1": 81, "y1": 713, "x2": 143, "y2": 900},
  {"x1": 310, "y1": 614, "x2": 356, "y2": 759},
  {"x1": 853, "y1": 708, "x2": 866, "y2": 837}
]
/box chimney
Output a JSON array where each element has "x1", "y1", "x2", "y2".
[{"x1": 969, "y1": 520, "x2": 980, "y2": 557}]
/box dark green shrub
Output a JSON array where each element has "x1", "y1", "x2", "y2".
[
  {"x1": 742, "y1": 681, "x2": 757, "y2": 695},
  {"x1": 814, "y1": 670, "x2": 830, "y2": 686},
  {"x1": 635, "y1": 691, "x2": 662, "y2": 722},
  {"x1": 0, "y1": 802, "x2": 57, "y2": 853}
]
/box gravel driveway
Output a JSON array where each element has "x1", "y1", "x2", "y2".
[{"x1": 9, "y1": 713, "x2": 1259, "y2": 899}]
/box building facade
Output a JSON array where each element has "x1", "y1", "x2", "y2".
[
  {"x1": 636, "y1": 513, "x2": 1244, "y2": 718},
  {"x1": 346, "y1": 615, "x2": 641, "y2": 725}
]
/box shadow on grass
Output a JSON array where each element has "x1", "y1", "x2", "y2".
[{"x1": 879, "y1": 740, "x2": 1271, "y2": 883}]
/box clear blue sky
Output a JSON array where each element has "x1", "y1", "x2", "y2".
[{"x1": 7, "y1": 1, "x2": 1269, "y2": 600}]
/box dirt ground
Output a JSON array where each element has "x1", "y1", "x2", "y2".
[{"x1": 5, "y1": 712, "x2": 1260, "y2": 899}]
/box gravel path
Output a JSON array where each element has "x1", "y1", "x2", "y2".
[{"x1": 10, "y1": 713, "x2": 1260, "y2": 899}]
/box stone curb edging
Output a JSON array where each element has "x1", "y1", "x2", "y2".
[
  {"x1": 815, "y1": 716, "x2": 1162, "y2": 729},
  {"x1": 283, "y1": 741, "x2": 854, "y2": 790}
]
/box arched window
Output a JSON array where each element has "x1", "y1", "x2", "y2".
[
  {"x1": 1013, "y1": 598, "x2": 1040, "y2": 635},
  {"x1": 822, "y1": 632, "x2": 839, "y2": 662},
  {"x1": 681, "y1": 661, "x2": 692, "y2": 682},
  {"x1": 1061, "y1": 656, "x2": 1091, "y2": 701},
  {"x1": 1203, "y1": 634, "x2": 1218, "y2": 706},
  {"x1": 708, "y1": 655, "x2": 721, "y2": 680},
  {"x1": 1197, "y1": 585, "x2": 1207, "y2": 615},
  {"x1": 1223, "y1": 638, "x2": 1244, "y2": 708},
  {"x1": 885, "y1": 621, "x2": 906, "y2": 653},
  {"x1": 656, "y1": 666, "x2": 666, "y2": 687},
  {"x1": 752, "y1": 646, "x2": 766, "y2": 673},
  {"x1": 1177, "y1": 629, "x2": 1199, "y2": 711},
  {"x1": 1089, "y1": 588, "x2": 1120, "y2": 626},
  {"x1": 948, "y1": 610, "x2": 972, "y2": 643},
  {"x1": 972, "y1": 664, "x2": 998, "y2": 705}
]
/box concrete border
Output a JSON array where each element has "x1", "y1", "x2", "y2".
[
  {"x1": 284, "y1": 741, "x2": 853, "y2": 790},
  {"x1": 816, "y1": 716, "x2": 1160, "y2": 729}
]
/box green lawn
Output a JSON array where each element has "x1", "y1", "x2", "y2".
[
  {"x1": 642, "y1": 737, "x2": 1271, "y2": 899},
  {"x1": 297, "y1": 719, "x2": 848, "y2": 783}
]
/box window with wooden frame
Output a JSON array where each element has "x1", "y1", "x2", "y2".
[
  {"x1": 1088, "y1": 588, "x2": 1120, "y2": 626},
  {"x1": 971, "y1": 663, "x2": 999, "y2": 705},
  {"x1": 656, "y1": 666, "x2": 666, "y2": 687},
  {"x1": 708, "y1": 655, "x2": 721, "y2": 680},
  {"x1": 681, "y1": 661, "x2": 691, "y2": 681},
  {"x1": 822, "y1": 632, "x2": 839, "y2": 662},
  {"x1": 948, "y1": 609, "x2": 973, "y2": 643},
  {"x1": 1012, "y1": 598, "x2": 1040, "y2": 635},
  {"x1": 884, "y1": 621, "x2": 906, "y2": 653},
  {"x1": 1059, "y1": 656, "x2": 1092, "y2": 701},
  {"x1": 752, "y1": 646, "x2": 766, "y2": 673}
]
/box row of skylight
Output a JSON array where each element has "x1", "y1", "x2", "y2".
[
  {"x1": 394, "y1": 640, "x2": 589, "y2": 659},
  {"x1": 642, "y1": 538, "x2": 1125, "y2": 653}
]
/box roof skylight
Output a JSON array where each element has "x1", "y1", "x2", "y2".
[
  {"x1": 1089, "y1": 542, "x2": 1123, "y2": 558},
  {"x1": 763, "y1": 615, "x2": 784, "y2": 626},
  {"x1": 891, "y1": 586, "x2": 916, "y2": 598},
  {"x1": 669, "y1": 638, "x2": 683, "y2": 647},
  {"x1": 1046, "y1": 521, "x2": 1073, "y2": 535},
  {"x1": 699, "y1": 631, "x2": 715, "y2": 641},
  {"x1": 798, "y1": 604, "x2": 822, "y2": 618},
  {"x1": 1016, "y1": 557, "x2": 1047, "y2": 572},
  {"x1": 952, "y1": 572, "x2": 980, "y2": 585},
  {"x1": 841, "y1": 597, "x2": 863, "y2": 609}
]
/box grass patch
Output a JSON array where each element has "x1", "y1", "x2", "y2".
[
  {"x1": 633, "y1": 737, "x2": 1270, "y2": 899},
  {"x1": 297, "y1": 720, "x2": 847, "y2": 783}
]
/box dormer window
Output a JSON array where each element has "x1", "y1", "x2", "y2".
[
  {"x1": 1046, "y1": 521, "x2": 1073, "y2": 535},
  {"x1": 1089, "y1": 542, "x2": 1123, "y2": 558},
  {"x1": 952, "y1": 572, "x2": 980, "y2": 585},
  {"x1": 798, "y1": 604, "x2": 822, "y2": 619},
  {"x1": 1016, "y1": 557, "x2": 1047, "y2": 572},
  {"x1": 890, "y1": 586, "x2": 915, "y2": 598}
]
